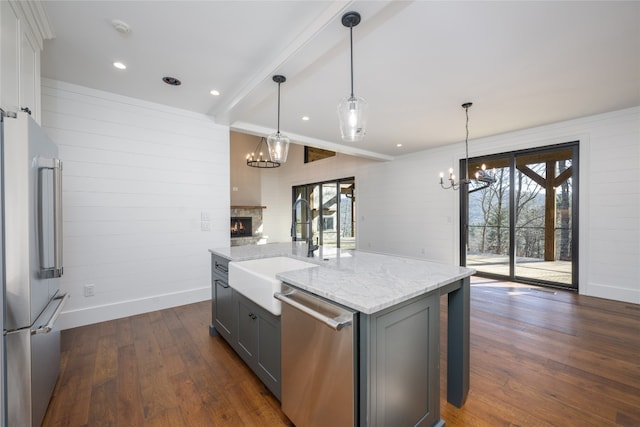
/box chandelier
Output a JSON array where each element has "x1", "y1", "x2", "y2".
[
  {"x1": 247, "y1": 137, "x2": 280, "y2": 168},
  {"x1": 440, "y1": 102, "x2": 496, "y2": 192}
]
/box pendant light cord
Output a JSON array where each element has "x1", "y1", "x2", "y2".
[
  {"x1": 349, "y1": 23, "x2": 355, "y2": 98},
  {"x1": 464, "y1": 104, "x2": 470, "y2": 183},
  {"x1": 276, "y1": 81, "x2": 281, "y2": 134}
]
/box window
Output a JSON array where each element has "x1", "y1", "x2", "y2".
[{"x1": 304, "y1": 146, "x2": 336, "y2": 163}]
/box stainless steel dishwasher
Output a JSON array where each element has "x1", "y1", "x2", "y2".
[{"x1": 275, "y1": 284, "x2": 357, "y2": 427}]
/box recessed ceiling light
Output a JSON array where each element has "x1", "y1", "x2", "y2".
[
  {"x1": 302, "y1": 116, "x2": 310, "y2": 121},
  {"x1": 113, "y1": 61, "x2": 127, "y2": 70},
  {"x1": 162, "y1": 76, "x2": 181, "y2": 86},
  {"x1": 210, "y1": 89, "x2": 220, "y2": 96},
  {"x1": 396, "y1": 143, "x2": 403, "y2": 147}
]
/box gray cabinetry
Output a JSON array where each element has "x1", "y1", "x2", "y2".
[
  {"x1": 209, "y1": 254, "x2": 281, "y2": 400},
  {"x1": 359, "y1": 291, "x2": 441, "y2": 427},
  {"x1": 209, "y1": 249, "x2": 467, "y2": 426},
  {"x1": 234, "y1": 292, "x2": 282, "y2": 400}
]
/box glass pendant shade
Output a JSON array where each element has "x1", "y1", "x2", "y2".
[
  {"x1": 267, "y1": 132, "x2": 290, "y2": 163},
  {"x1": 338, "y1": 94, "x2": 368, "y2": 142}
]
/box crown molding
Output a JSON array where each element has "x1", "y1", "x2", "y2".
[{"x1": 9, "y1": 0, "x2": 54, "y2": 50}]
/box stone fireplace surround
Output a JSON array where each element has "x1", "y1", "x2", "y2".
[{"x1": 230, "y1": 206, "x2": 266, "y2": 246}]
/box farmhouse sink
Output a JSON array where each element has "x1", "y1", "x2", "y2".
[{"x1": 228, "y1": 257, "x2": 318, "y2": 315}]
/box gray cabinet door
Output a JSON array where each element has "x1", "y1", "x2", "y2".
[
  {"x1": 360, "y1": 291, "x2": 440, "y2": 427},
  {"x1": 236, "y1": 294, "x2": 259, "y2": 361},
  {"x1": 257, "y1": 312, "x2": 281, "y2": 395},
  {"x1": 213, "y1": 277, "x2": 234, "y2": 342}
]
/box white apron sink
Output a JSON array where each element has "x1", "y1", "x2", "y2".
[{"x1": 228, "y1": 257, "x2": 318, "y2": 315}]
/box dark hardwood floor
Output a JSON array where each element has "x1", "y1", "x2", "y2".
[{"x1": 43, "y1": 278, "x2": 640, "y2": 426}]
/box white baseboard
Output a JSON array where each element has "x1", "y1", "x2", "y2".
[
  {"x1": 583, "y1": 282, "x2": 640, "y2": 305},
  {"x1": 57, "y1": 287, "x2": 211, "y2": 330}
]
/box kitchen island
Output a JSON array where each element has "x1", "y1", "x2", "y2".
[{"x1": 209, "y1": 242, "x2": 474, "y2": 427}]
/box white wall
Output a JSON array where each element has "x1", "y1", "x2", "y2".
[
  {"x1": 261, "y1": 107, "x2": 639, "y2": 304},
  {"x1": 356, "y1": 144, "x2": 461, "y2": 263},
  {"x1": 230, "y1": 131, "x2": 262, "y2": 205},
  {"x1": 41, "y1": 79, "x2": 230, "y2": 329}
]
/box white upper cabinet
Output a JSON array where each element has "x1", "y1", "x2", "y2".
[
  {"x1": 1, "y1": 2, "x2": 20, "y2": 115},
  {"x1": 20, "y1": 21, "x2": 39, "y2": 120},
  {"x1": 0, "y1": 1, "x2": 52, "y2": 123}
]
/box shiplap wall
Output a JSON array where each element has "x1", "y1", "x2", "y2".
[{"x1": 40, "y1": 79, "x2": 230, "y2": 329}]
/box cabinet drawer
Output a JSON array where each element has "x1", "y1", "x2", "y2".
[{"x1": 211, "y1": 254, "x2": 230, "y2": 280}]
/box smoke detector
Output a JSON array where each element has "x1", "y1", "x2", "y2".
[{"x1": 111, "y1": 19, "x2": 131, "y2": 34}]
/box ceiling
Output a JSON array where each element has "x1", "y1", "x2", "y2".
[{"x1": 41, "y1": 1, "x2": 640, "y2": 160}]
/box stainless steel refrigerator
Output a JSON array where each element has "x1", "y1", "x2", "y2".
[{"x1": 1, "y1": 110, "x2": 69, "y2": 426}]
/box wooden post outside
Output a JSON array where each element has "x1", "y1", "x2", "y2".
[{"x1": 544, "y1": 161, "x2": 556, "y2": 261}]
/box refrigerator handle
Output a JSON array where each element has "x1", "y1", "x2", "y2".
[
  {"x1": 32, "y1": 293, "x2": 69, "y2": 335},
  {"x1": 38, "y1": 157, "x2": 64, "y2": 278},
  {"x1": 53, "y1": 158, "x2": 63, "y2": 276}
]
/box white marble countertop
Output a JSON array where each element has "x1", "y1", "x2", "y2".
[{"x1": 209, "y1": 242, "x2": 474, "y2": 314}]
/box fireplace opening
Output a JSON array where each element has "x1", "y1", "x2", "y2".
[{"x1": 231, "y1": 217, "x2": 252, "y2": 237}]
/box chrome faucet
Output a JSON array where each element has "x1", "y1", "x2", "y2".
[{"x1": 291, "y1": 198, "x2": 319, "y2": 257}]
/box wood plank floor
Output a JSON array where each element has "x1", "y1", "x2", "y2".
[{"x1": 43, "y1": 279, "x2": 640, "y2": 426}]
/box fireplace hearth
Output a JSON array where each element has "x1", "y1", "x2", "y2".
[{"x1": 231, "y1": 217, "x2": 252, "y2": 237}]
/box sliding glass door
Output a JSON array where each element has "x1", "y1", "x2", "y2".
[
  {"x1": 463, "y1": 143, "x2": 578, "y2": 289},
  {"x1": 292, "y1": 177, "x2": 355, "y2": 249}
]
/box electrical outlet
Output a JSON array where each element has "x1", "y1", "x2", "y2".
[{"x1": 84, "y1": 284, "x2": 95, "y2": 297}]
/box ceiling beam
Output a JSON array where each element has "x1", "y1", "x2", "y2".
[
  {"x1": 231, "y1": 121, "x2": 394, "y2": 162},
  {"x1": 211, "y1": 1, "x2": 355, "y2": 124}
]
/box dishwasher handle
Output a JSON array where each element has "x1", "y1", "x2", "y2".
[{"x1": 275, "y1": 290, "x2": 352, "y2": 331}]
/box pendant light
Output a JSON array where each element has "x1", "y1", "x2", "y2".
[
  {"x1": 338, "y1": 11, "x2": 368, "y2": 142},
  {"x1": 266, "y1": 75, "x2": 290, "y2": 163}
]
